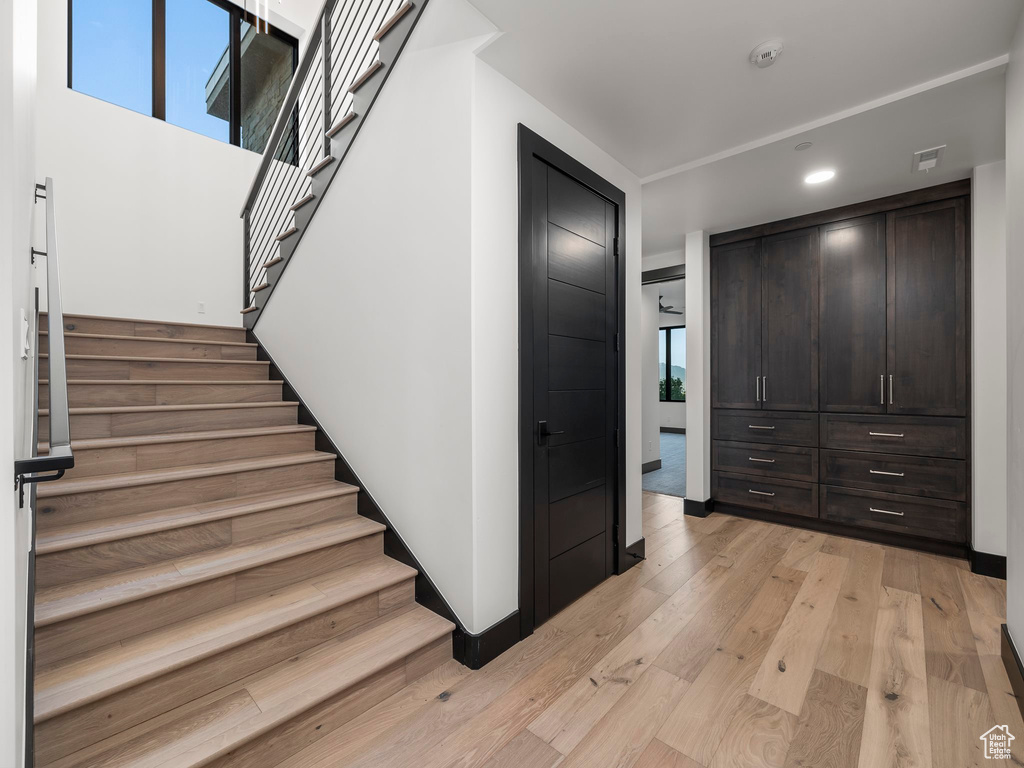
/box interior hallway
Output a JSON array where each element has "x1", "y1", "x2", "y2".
[
  {"x1": 642, "y1": 432, "x2": 687, "y2": 498},
  {"x1": 248, "y1": 492, "x2": 1017, "y2": 768}
]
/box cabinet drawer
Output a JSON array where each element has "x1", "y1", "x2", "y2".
[
  {"x1": 820, "y1": 450, "x2": 966, "y2": 501},
  {"x1": 712, "y1": 440, "x2": 818, "y2": 482},
  {"x1": 820, "y1": 485, "x2": 965, "y2": 543},
  {"x1": 713, "y1": 410, "x2": 818, "y2": 447},
  {"x1": 712, "y1": 471, "x2": 818, "y2": 518},
  {"x1": 819, "y1": 414, "x2": 966, "y2": 459}
]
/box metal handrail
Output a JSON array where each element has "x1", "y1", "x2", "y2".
[
  {"x1": 240, "y1": 0, "x2": 330, "y2": 216},
  {"x1": 14, "y1": 178, "x2": 74, "y2": 495}
]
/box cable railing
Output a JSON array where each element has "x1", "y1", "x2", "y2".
[
  {"x1": 15, "y1": 177, "x2": 74, "y2": 500},
  {"x1": 240, "y1": 0, "x2": 414, "y2": 317}
]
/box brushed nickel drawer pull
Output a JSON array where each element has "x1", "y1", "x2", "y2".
[
  {"x1": 869, "y1": 432, "x2": 905, "y2": 438},
  {"x1": 748, "y1": 457, "x2": 776, "y2": 463},
  {"x1": 749, "y1": 489, "x2": 776, "y2": 497},
  {"x1": 869, "y1": 469, "x2": 905, "y2": 477},
  {"x1": 869, "y1": 507, "x2": 905, "y2": 517},
  {"x1": 748, "y1": 425, "x2": 776, "y2": 430}
]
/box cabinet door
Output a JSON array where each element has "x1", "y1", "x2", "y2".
[
  {"x1": 819, "y1": 215, "x2": 887, "y2": 412},
  {"x1": 887, "y1": 199, "x2": 966, "y2": 416},
  {"x1": 711, "y1": 239, "x2": 762, "y2": 409},
  {"x1": 761, "y1": 227, "x2": 818, "y2": 411}
]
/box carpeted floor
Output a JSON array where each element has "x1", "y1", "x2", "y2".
[{"x1": 642, "y1": 431, "x2": 686, "y2": 497}]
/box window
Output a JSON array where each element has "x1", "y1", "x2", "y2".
[
  {"x1": 659, "y1": 326, "x2": 686, "y2": 402},
  {"x1": 69, "y1": 0, "x2": 297, "y2": 153}
]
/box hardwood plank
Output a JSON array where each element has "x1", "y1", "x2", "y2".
[
  {"x1": 632, "y1": 739, "x2": 705, "y2": 768},
  {"x1": 557, "y1": 666, "x2": 688, "y2": 768},
  {"x1": 779, "y1": 531, "x2": 828, "y2": 572},
  {"x1": 480, "y1": 731, "x2": 564, "y2": 768},
  {"x1": 816, "y1": 544, "x2": 885, "y2": 687},
  {"x1": 406, "y1": 587, "x2": 669, "y2": 768},
  {"x1": 529, "y1": 562, "x2": 734, "y2": 754},
  {"x1": 275, "y1": 660, "x2": 470, "y2": 768},
  {"x1": 708, "y1": 694, "x2": 798, "y2": 768},
  {"x1": 957, "y1": 569, "x2": 1006, "y2": 619},
  {"x1": 881, "y1": 547, "x2": 921, "y2": 594},
  {"x1": 654, "y1": 525, "x2": 798, "y2": 681},
  {"x1": 783, "y1": 669, "x2": 867, "y2": 768},
  {"x1": 919, "y1": 554, "x2": 987, "y2": 692},
  {"x1": 856, "y1": 586, "x2": 932, "y2": 768},
  {"x1": 656, "y1": 564, "x2": 806, "y2": 765},
  {"x1": 749, "y1": 552, "x2": 849, "y2": 715},
  {"x1": 644, "y1": 518, "x2": 754, "y2": 596},
  {"x1": 927, "y1": 674, "x2": 1002, "y2": 768}
]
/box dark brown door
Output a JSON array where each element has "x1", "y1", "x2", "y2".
[
  {"x1": 819, "y1": 215, "x2": 887, "y2": 413},
  {"x1": 887, "y1": 199, "x2": 967, "y2": 416},
  {"x1": 761, "y1": 228, "x2": 818, "y2": 411},
  {"x1": 711, "y1": 239, "x2": 762, "y2": 409},
  {"x1": 527, "y1": 161, "x2": 618, "y2": 626}
]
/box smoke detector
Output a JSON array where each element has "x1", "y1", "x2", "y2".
[
  {"x1": 912, "y1": 145, "x2": 946, "y2": 173},
  {"x1": 750, "y1": 40, "x2": 784, "y2": 68}
]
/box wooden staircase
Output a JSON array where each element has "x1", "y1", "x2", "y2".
[{"x1": 33, "y1": 314, "x2": 454, "y2": 768}]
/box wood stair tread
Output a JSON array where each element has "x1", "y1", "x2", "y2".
[
  {"x1": 44, "y1": 354, "x2": 269, "y2": 366},
  {"x1": 374, "y1": 1, "x2": 414, "y2": 40},
  {"x1": 40, "y1": 424, "x2": 316, "y2": 453},
  {"x1": 348, "y1": 59, "x2": 383, "y2": 94},
  {"x1": 44, "y1": 313, "x2": 244, "y2": 333},
  {"x1": 55, "y1": 605, "x2": 452, "y2": 768},
  {"x1": 36, "y1": 481, "x2": 355, "y2": 554},
  {"x1": 34, "y1": 555, "x2": 417, "y2": 722},
  {"x1": 42, "y1": 401, "x2": 296, "y2": 417},
  {"x1": 35, "y1": 517, "x2": 386, "y2": 627},
  {"x1": 37, "y1": 451, "x2": 334, "y2": 498},
  {"x1": 44, "y1": 380, "x2": 281, "y2": 386},
  {"x1": 41, "y1": 332, "x2": 256, "y2": 349}
]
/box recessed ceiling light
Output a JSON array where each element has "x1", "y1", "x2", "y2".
[
  {"x1": 794, "y1": 142, "x2": 813, "y2": 151},
  {"x1": 805, "y1": 169, "x2": 836, "y2": 184}
]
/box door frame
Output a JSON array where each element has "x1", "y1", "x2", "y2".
[{"x1": 517, "y1": 124, "x2": 627, "y2": 640}]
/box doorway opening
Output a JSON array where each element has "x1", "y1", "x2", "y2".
[{"x1": 643, "y1": 274, "x2": 686, "y2": 498}]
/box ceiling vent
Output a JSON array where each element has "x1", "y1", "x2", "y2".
[
  {"x1": 750, "y1": 40, "x2": 784, "y2": 68},
  {"x1": 912, "y1": 145, "x2": 946, "y2": 173}
]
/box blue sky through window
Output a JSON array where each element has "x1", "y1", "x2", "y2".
[
  {"x1": 166, "y1": 0, "x2": 230, "y2": 141},
  {"x1": 72, "y1": 0, "x2": 152, "y2": 115}
]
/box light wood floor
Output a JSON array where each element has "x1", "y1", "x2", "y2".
[{"x1": 278, "y1": 491, "x2": 1020, "y2": 768}]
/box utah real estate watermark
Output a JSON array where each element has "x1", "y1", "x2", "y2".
[{"x1": 980, "y1": 725, "x2": 1015, "y2": 759}]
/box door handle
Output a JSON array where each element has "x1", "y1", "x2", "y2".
[
  {"x1": 889, "y1": 375, "x2": 893, "y2": 406},
  {"x1": 762, "y1": 377, "x2": 766, "y2": 402},
  {"x1": 880, "y1": 374, "x2": 884, "y2": 405},
  {"x1": 537, "y1": 420, "x2": 565, "y2": 445},
  {"x1": 756, "y1": 376, "x2": 760, "y2": 403}
]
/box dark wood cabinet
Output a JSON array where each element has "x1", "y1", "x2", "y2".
[
  {"x1": 819, "y1": 215, "x2": 887, "y2": 413},
  {"x1": 709, "y1": 183, "x2": 970, "y2": 554},
  {"x1": 711, "y1": 239, "x2": 762, "y2": 410},
  {"x1": 887, "y1": 199, "x2": 967, "y2": 416},
  {"x1": 761, "y1": 227, "x2": 818, "y2": 411}
]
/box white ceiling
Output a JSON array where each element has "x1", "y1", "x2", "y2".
[
  {"x1": 468, "y1": 0, "x2": 1022, "y2": 178},
  {"x1": 642, "y1": 65, "x2": 1007, "y2": 252}
]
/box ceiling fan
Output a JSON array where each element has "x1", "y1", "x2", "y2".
[{"x1": 659, "y1": 296, "x2": 683, "y2": 315}]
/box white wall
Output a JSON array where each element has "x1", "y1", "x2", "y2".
[
  {"x1": 641, "y1": 284, "x2": 661, "y2": 467},
  {"x1": 1006, "y1": 9, "x2": 1024, "y2": 648},
  {"x1": 256, "y1": 0, "x2": 644, "y2": 634},
  {"x1": 644, "y1": 249, "x2": 684, "y2": 270},
  {"x1": 684, "y1": 231, "x2": 711, "y2": 503},
  {"x1": 255, "y1": 0, "x2": 487, "y2": 629},
  {"x1": 34, "y1": 0, "x2": 278, "y2": 327},
  {"x1": 1, "y1": 0, "x2": 38, "y2": 763},
  {"x1": 972, "y1": 162, "x2": 1008, "y2": 558}
]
